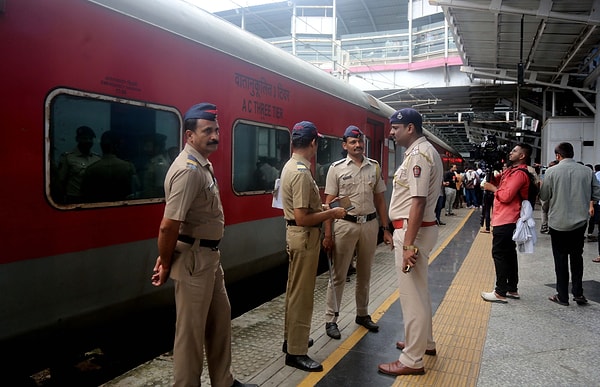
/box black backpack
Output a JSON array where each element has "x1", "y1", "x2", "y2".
[{"x1": 513, "y1": 168, "x2": 539, "y2": 210}]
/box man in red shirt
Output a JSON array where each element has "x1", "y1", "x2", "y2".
[{"x1": 480, "y1": 143, "x2": 532, "y2": 303}]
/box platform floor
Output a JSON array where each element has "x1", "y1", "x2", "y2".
[{"x1": 104, "y1": 208, "x2": 600, "y2": 386}]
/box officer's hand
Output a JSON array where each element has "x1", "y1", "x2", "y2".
[
  {"x1": 383, "y1": 231, "x2": 393, "y2": 249},
  {"x1": 401, "y1": 249, "x2": 418, "y2": 273},
  {"x1": 323, "y1": 235, "x2": 334, "y2": 251},
  {"x1": 330, "y1": 207, "x2": 346, "y2": 219},
  {"x1": 151, "y1": 256, "x2": 170, "y2": 287}
]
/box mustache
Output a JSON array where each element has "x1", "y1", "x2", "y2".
[{"x1": 207, "y1": 140, "x2": 219, "y2": 145}]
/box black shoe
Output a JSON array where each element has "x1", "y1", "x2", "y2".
[
  {"x1": 282, "y1": 338, "x2": 314, "y2": 353},
  {"x1": 231, "y1": 380, "x2": 258, "y2": 387},
  {"x1": 285, "y1": 354, "x2": 323, "y2": 372},
  {"x1": 355, "y1": 315, "x2": 379, "y2": 332},
  {"x1": 437, "y1": 221, "x2": 446, "y2": 225},
  {"x1": 325, "y1": 322, "x2": 341, "y2": 339},
  {"x1": 574, "y1": 295, "x2": 588, "y2": 305}
]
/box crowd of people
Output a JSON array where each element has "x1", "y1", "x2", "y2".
[{"x1": 145, "y1": 101, "x2": 600, "y2": 385}]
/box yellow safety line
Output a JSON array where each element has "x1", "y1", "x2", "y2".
[
  {"x1": 299, "y1": 213, "x2": 472, "y2": 386},
  {"x1": 393, "y1": 229, "x2": 494, "y2": 386}
]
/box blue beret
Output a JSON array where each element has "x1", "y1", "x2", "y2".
[
  {"x1": 184, "y1": 102, "x2": 218, "y2": 121},
  {"x1": 389, "y1": 108, "x2": 422, "y2": 129},
  {"x1": 343, "y1": 125, "x2": 364, "y2": 138},
  {"x1": 292, "y1": 121, "x2": 323, "y2": 141}
]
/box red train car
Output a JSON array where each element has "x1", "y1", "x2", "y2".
[{"x1": 0, "y1": 0, "x2": 455, "y2": 375}]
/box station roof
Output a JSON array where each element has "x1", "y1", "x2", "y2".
[{"x1": 210, "y1": 0, "x2": 600, "y2": 155}]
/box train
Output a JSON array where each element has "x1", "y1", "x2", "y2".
[{"x1": 0, "y1": 0, "x2": 458, "y2": 376}]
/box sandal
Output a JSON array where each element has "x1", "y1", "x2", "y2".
[
  {"x1": 592, "y1": 256, "x2": 600, "y2": 263},
  {"x1": 573, "y1": 296, "x2": 588, "y2": 306},
  {"x1": 548, "y1": 294, "x2": 569, "y2": 306}
]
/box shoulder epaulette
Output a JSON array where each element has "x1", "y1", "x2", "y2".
[
  {"x1": 331, "y1": 159, "x2": 346, "y2": 167},
  {"x1": 296, "y1": 162, "x2": 309, "y2": 172},
  {"x1": 366, "y1": 157, "x2": 379, "y2": 165},
  {"x1": 186, "y1": 154, "x2": 200, "y2": 170}
]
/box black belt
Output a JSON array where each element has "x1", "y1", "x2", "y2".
[
  {"x1": 285, "y1": 219, "x2": 321, "y2": 228},
  {"x1": 177, "y1": 235, "x2": 220, "y2": 248},
  {"x1": 343, "y1": 212, "x2": 377, "y2": 224}
]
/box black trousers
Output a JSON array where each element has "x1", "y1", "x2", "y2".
[
  {"x1": 491, "y1": 223, "x2": 518, "y2": 297},
  {"x1": 549, "y1": 225, "x2": 586, "y2": 302},
  {"x1": 480, "y1": 192, "x2": 494, "y2": 230}
]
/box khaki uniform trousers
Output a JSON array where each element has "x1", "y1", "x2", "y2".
[
  {"x1": 171, "y1": 241, "x2": 233, "y2": 387},
  {"x1": 325, "y1": 218, "x2": 379, "y2": 322},
  {"x1": 284, "y1": 225, "x2": 321, "y2": 355},
  {"x1": 393, "y1": 223, "x2": 438, "y2": 369}
]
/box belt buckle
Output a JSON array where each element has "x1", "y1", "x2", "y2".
[{"x1": 356, "y1": 215, "x2": 367, "y2": 224}]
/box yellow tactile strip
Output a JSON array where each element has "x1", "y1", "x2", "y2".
[
  {"x1": 300, "y1": 212, "x2": 497, "y2": 386},
  {"x1": 393, "y1": 231, "x2": 494, "y2": 387}
]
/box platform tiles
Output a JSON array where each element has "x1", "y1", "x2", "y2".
[{"x1": 104, "y1": 207, "x2": 600, "y2": 386}]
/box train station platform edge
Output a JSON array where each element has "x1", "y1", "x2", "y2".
[{"x1": 103, "y1": 207, "x2": 600, "y2": 387}]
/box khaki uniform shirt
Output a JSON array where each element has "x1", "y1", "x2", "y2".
[
  {"x1": 325, "y1": 156, "x2": 386, "y2": 215},
  {"x1": 58, "y1": 149, "x2": 101, "y2": 197},
  {"x1": 388, "y1": 136, "x2": 443, "y2": 222},
  {"x1": 281, "y1": 153, "x2": 322, "y2": 219},
  {"x1": 163, "y1": 144, "x2": 224, "y2": 240}
]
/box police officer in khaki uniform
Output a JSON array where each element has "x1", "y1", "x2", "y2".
[
  {"x1": 378, "y1": 108, "x2": 443, "y2": 377},
  {"x1": 322, "y1": 125, "x2": 393, "y2": 340},
  {"x1": 57, "y1": 126, "x2": 100, "y2": 203},
  {"x1": 151, "y1": 103, "x2": 256, "y2": 387},
  {"x1": 281, "y1": 121, "x2": 346, "y2": 372}
]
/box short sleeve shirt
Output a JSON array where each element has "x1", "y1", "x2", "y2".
[
  {"x1": 281, "y1": 153, "x2": 322, "y2": 220},
  {"x1": 324, "y1": 156, "x2": 386, "y2": 215},
  {"x1": 163, "y1": 144, "x2": 224, "y2": 240},
  {"x1": 58, "y1": 149, "x2": 101, "y2": 197},
  {"x1": 388, "y1": 136, "x2": 443, "y2": 222}
]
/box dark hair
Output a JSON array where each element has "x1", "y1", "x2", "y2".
[
  {"x1": 292, "y1": 136, "x2": 315, "y2": 149},
  {"x1": 184, "y1": 118, "x2": 198, "y2": 132},
  {"x1": 595, "y1": 164, "x2": 600, "y2": 172},
  {"x1": 554, "y1": 142, "x2": 574, "y2": 159},
  {"x1": 516, "y1": 142, "x2": 532, "y2": 164}
]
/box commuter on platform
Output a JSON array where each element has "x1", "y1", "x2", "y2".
[
  {"x1": 434, "y1": 182, "x2": 446, "y2": 225},
  {"x1": 594, "y1": 164, "x2": 600, "y2": 263},
  {"x1": 540, "y1": 160, "x2": 558, "y2": 234},
  {"x1": 464, "y1": 166, "x2": 479, "y2": 208},
  {"x1": 280, "y1": 121, "x2": 346, "y2": 372},
  {"x1": 57, "y1": 125, "x2": 101, "y2": 203},
  {"x1": 479, "y1": 169, "x2": 496, "y2": 233},
  {"x1": 540, "y1": 142, "x2": 600, "y2": 306},
  {"x1": 480, "y1": 143, "x2": 532, "y2": 303},
  {"x1": 150, "y1": 103, "x2": 256, "y2": 387},
  {"x1": 322, "y1": 125, "x2": 393, "y2": 340},
  {"x1": 378, "y1": 108, "x2": 442, "y2": 377},
  {"x1": 443, "y1": 164, "x2": 457, "y2": 215},
  {"x1": 586, "y1": 164, "x2": 600, "y2": 242}
]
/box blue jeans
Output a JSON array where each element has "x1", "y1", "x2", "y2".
[{"x1": 465, "y1": 188, "x2": 477, "y2": 207}]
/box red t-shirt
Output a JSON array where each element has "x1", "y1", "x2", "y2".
[{"x1": 491, "y1": 165, "x2": 529, "y2": 227}]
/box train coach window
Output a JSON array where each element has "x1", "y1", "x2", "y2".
[
  {"x1": 233, "y1": 121, "x2": 290, "y2": 194},
  {"x1": 315, "y1": 136, "x2": 344, "y2": 187},
  {"x1": 46, "y1": 89, "x2": 180, "y2": 208}
]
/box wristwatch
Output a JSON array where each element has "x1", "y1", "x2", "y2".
[{"x1": 402, "y1": 245, "x2": 419, "y2": 255}]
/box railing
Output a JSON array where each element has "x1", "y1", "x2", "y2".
[{"x1": 267, "y1": 23, "x2": 458, "y2": 70}]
